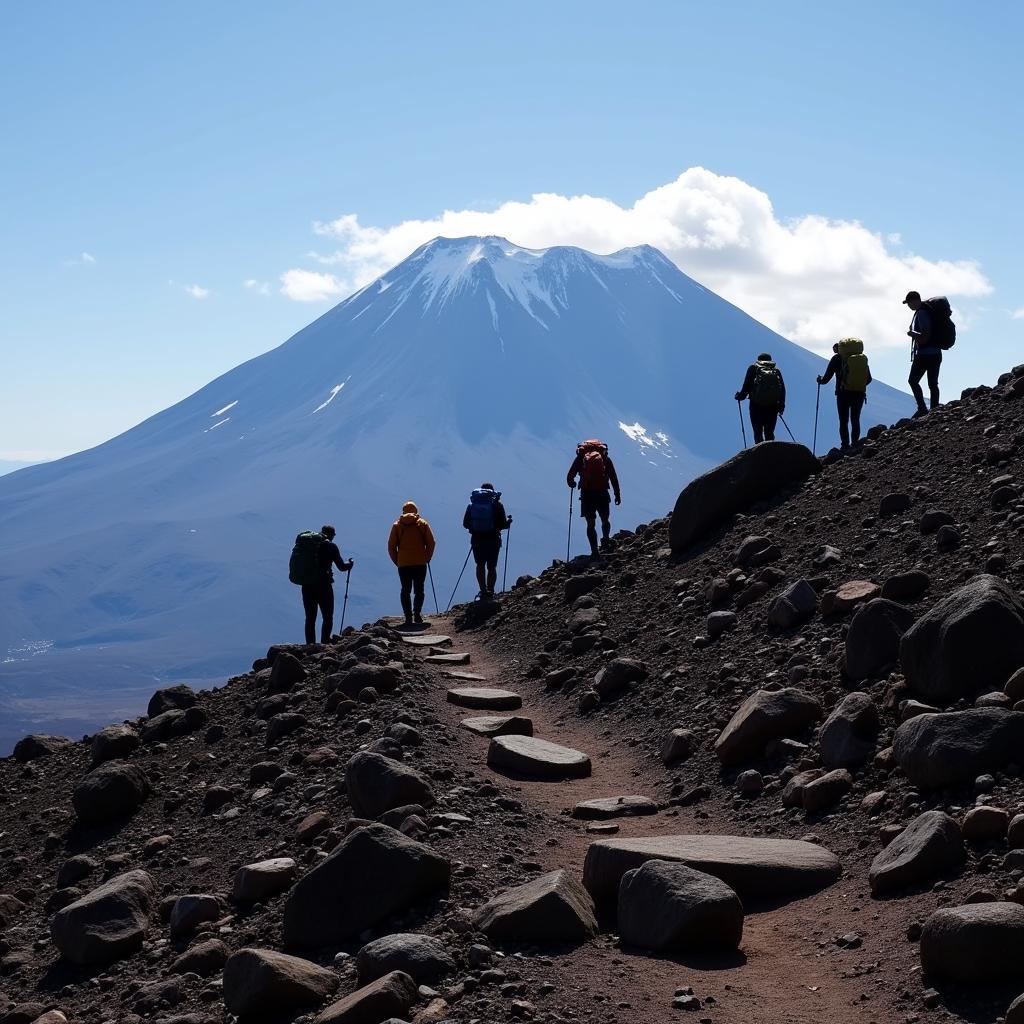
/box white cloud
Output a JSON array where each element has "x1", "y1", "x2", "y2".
[
  {"x1": 244, "y1": 279, "x2": 271, "y2": 295},
  {"x1": 1013, "y1": 308, "x2": 1024, "y2": 320},
  {"x1": 279, "y1": 268, "x2": 348, "y2": 303},
  {"x1": 285, "y1": 167, "x2": 992, "y2": 353},
  {"x1": 65, "y1": 251, "x2": 96, "y2": 266},
  {"x1": 184, "y1": 284, "x2": 210, "y2": 299}
]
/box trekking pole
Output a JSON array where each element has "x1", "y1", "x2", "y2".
[
  {"x1": 502, "y1": 520, "x2": 512, "y2": 593},
  {"x1": 339, "y1": 567, "x2": 351, "y2": 633},
  {"x1": 446, "y1": 545, "x2": 473, "y2": 612},
  {"x1": 427, "y1": 563, "x2": 439, "y2": 615},
  {"x1": 813, "y1": 383, "x2": 821, "y2": 456},
  {"x1": 737, "y1": 400, "x2": 747, "y2": 449},
  {"x1": 779, "y1": 413, "x2": 797, "y2": 443},
  {"x1": 566, "y1": 487, "x2": 574, "y2": 561}
]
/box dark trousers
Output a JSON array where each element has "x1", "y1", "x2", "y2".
[
  {"x1": 749, "y1": 403, "x2": 778, "y2": 443},
  {"x1": 399, "y1": 564, "x2": 427, "y2": 618},
  {"x1": 301, "y1": 580, "x2": 334, "y2": 644},
  {"x1": 836, "y1": 390, "x2": 866, "y2": 448},
  {"x1": 909, "y1": 353, "x2": 941, "y2": 410}
]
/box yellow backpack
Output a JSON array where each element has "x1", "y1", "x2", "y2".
[{"x1": 838, "y1": 338, "x2": 869, "y2": 392}]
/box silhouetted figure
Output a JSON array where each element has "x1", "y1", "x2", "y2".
[
  {"x1": 818, "y1": 338, "x2": 873, "y2": 450},
  {"x1": 463, "y1": 483, "x2": 510, "y2": 598},
  {"x1": 736, "y1": 353, "x2": 786, "y2": 443},
  {"x1": 289, "y1": 525, "x2": 352, "y2": 644},
  {"x1": 904, "y1": 290, "x2": 941, "y2": 416},
  {"x1": 388, "y1": 501, "x2": 436, "y2": 626}
]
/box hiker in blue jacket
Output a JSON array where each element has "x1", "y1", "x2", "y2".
[{"x1": 463, "y1": 483, "x2": 510, "y2": 598}]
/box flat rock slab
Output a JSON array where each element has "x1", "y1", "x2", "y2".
[
  {"x1": 425, "y1": 652, "x2": 470, "y2": 665},
  {"x1": 572, "y1": 796, "x2": 659, "y2": 820},
  {"x1": 488, "y1": 735, "x2": 592, "y2": 780},
  {"x1": 401, "y1": 634, "x2": 450, "y2": 647},
  {"x1": 583, "y1": 834, "x2": 841, "y2": 901},
  {"x1": 447, "y1": 687, "x2": 522, "y2": 711},
  {"x1": 444, "y1": 671, "x2": 488, "y2": 682},
  {"x1": 460, "y1": 716, "x2": 534, "y2": 738}
]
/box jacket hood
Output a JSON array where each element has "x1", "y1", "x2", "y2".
[{"x1": 402, "y1": 501, "x2": 418, "y2": 514}]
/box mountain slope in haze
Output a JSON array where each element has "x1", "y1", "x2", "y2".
[{"x1": 0, "y1": 236, "x2": 914, "y2": 750}]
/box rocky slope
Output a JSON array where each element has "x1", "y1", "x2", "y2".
[{"x1": 2, "y1": 364, "x2": 1024, "y2": 1024}]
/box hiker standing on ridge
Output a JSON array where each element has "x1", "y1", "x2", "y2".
[
  {"x1": 388, "y1": 500, "x2": 436, "y2": 627},
  {"x1": 463, "y1": 483, "x2": 510, "y2": 599},
  {"x1": 817, "y1": 338, "x2": 872, "y2": 450},
  {"x1": 567, "y1": 440, "x2": 621, "y2": 558},
  {"x1": 904, "y1": 290, "x2": 954, "y2": 417},
  {"x1": 289, "y1": 525, "x2": 353, "y2": 645},
  {"x1": 735, "y1": 353, "x2": 785, "y2": 443}
]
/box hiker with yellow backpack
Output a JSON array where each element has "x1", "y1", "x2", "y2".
[{"x1": 817, "y1": 338, "x2": 872, "y2": 451}]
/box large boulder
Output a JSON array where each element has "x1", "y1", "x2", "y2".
[
  {"x1": 920, "y1": 903, "x2": 1024, "y2": 983},
  {"x1": 818, "y1": 693, "x2": 879, "y2": 769},
  {"x1": 845, "y1": 599, "x2": 915, "y2": 681},
  {"x1": 355, "y1": 933, "x2": 454, "y2": 985},
  {"x1": 12, "y1": 734, "x2": 71, "y2": 762},
  {"x1": 892, "y1": 709, "x2": 1024, "y2": 789},
  {"x1": 901, "y1": 575, "x2": 1024, "y2": 704},
  {"x1": 315, "y1": 971, "x2": 417, "y2": 1024},
  {"x1": 89, "y1": 725, "x2": 140, "y2": 767},
  {"x1": 282, "y1": 824, "x2": 449, "y2": 947},
  {"x1": 766, "y1": 581, "x2": 819, "y2": 630},
  {"x1": 232, "y1": 858, "x2": 296, "y2": 903},
  {"x1": 583, "y1": 834, "x2": 841, "y2": 902},
  {"x1": 51, "y1": 870, "x2": 155, "y2": 964},
  {"x1": 345, "y1": 751, "x2": 434, "y2": 818},
  {"x1": 617, "y1": 860, "x2": 743, "y2": 952},
  {"x1": 223, "y1": 948, "x2": 338, "y2": 1018},
  {"x1": 715, "y1": 688, "x2": 822, "y2": 765},
  {"x1": 593, "y1": 658, "x2": 648, "y2": 699},
  {"x1": 669, "y1": 442, "x2": 819, "y2": 553},
  {"x1": 72, "y1": 762, "x2": 150, "y2": 824},
  {"x1": 472, "y1": 869, "x2": 597, "y2": 944},
  {"x1": 868, "y1": 811, "x2": 965, "y2": 896},
  {"x1": 147, "y1": 684, "x2": 197, "y2": 717}
]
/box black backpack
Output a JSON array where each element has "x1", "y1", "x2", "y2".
[
  {"x1": 289, "y1": 531, "x2": 324, "y2": 586},
  {"x1": 922, "y1": 296, "x2": 956, "y2": 350}
]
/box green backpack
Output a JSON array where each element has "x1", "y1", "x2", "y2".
[
  {"x1": 838, "y1": 338, "x2": 870, "y2": 392},
  {"x1": 749, "y1": 361, "x2": 783, "y2": 405},
  {"x1": 289, "y1": 531, "x2": 324, "y2": 586}
]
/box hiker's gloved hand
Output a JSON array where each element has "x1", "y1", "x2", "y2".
[
  {"x1": 344, "y1": 560, "x2": 354, "y2": 571},
  {"x1": 779, "y1": 406, "x2": 785, "y2": 416},
  {"x1": 614, "y1": 496, "x2": 621, "y2": 506},
  {"x1": 568, "y1": 481, "x2": 575, "y2": 489},
  {"x1": 506, "y1": 516, "x2": 513, "y2": 525},
  {"x1": 816, "y1": 375, "x2": 823, "y2": 384},
  {"x1": 734, "y1": 391, "x2": 742, "y2": 401}
]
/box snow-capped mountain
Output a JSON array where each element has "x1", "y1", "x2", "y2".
[{"x1": 0, "y1": 236, "x2": 913, "y2": 750}]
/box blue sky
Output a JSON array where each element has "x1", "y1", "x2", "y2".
[{"x1": 2, "y1": 1, "x2": 1021, "y2": 460}]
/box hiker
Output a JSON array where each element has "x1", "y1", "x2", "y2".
[
  {"x1": 462, "y1": 483, "x2": 511, "y2": 598},
  {"x1": 817, "y1": 338, "x2": 872, "y2": 450},
  {"x1": 387, "y1": 500, "x2": 436, "y2": 626},
  {"x1": 904, "y1": 290, "x2": 952, "y2": 416},
  {"x1": 567, "y1": 440, "x2": 621, "y2": 557},
  {"x1": 288, "y1": 525, "x2": 353, "y2": 645},
  {"x1": 735, "y1": 353, "x2": 785, "y2": 443}
]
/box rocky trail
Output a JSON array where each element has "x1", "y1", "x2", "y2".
[{"x1": 5, "y1": 364, "x2": 1024, "y2": 1024}]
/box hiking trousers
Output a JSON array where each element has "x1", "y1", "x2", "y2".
[
  {"x1": 749, "y1": 403, "x2": 778, "y2": 443},
  {"x1": 301, "y1": 580, "x2": 334, "y2": 644},
  {"x1": 837, "y1": 390, "x2": 866, "y2": 448},
  {"x1": 399, "y1": 564, "x2": 427, "y2": 618},
  {"x1": 909, "y1": 353, "x2": 941, "y2": 410}
]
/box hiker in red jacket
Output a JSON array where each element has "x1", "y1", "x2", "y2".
[{"x1": 567, "y1": 440, "x2": 621, "y2": 557}]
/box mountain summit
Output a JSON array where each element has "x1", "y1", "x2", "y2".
[{"x1": 0, "y1": 236, "x2": 912, "y2": 749}]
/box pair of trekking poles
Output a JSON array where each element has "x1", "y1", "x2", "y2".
[
  {"x1": 444, "y1": 521, "x2": 514, "y2": 613},
  {"x1": 736, "y1": 398, "x2": 799, "y2": 449}
]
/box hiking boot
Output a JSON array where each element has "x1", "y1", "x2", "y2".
[
  {"x1": 912, "y1": 407, "x2": 929, "y2": 419},
  {"x1": 403, "y1": 616, "x2": 413, "y2": 628},
  {"x1": 413, "y1": 612, "x2": 424, "y2": 625}
]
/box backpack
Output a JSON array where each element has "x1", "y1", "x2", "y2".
[
  {"x1": 577, "y1": 440, "x2": 609, "y2": 491},
  {"x1": 468, "y1": 488, "x2": 500, "y2": 532},
  {"x1": 837, "y1": 338, "x2": 870, "y2": 392},
  {"x1": 922, "y1": 296, "x2": 956, "y2": 350},
  {"x1": 289, "y1": 531, "x2": 324, "y2": 586},
  {"x1": 749, "y1": 362, "x2": 783, "y2": 405}
]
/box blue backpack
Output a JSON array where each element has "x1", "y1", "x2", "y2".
[{"x1": 468, "y1": 488, "x2": 500, "y2": 532}]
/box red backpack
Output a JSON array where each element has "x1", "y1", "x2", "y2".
[{"x1": 577, "y1": 440, "x2": 609, "y2": 490}]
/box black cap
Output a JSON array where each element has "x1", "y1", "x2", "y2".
[
  {"x1": 757, "y1": 352, "x2": 772, "y2": 361},
  {"x1": 903, "y1": 290, "x2": 921, "y2": 305}
]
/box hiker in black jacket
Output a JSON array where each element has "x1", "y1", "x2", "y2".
[
  {"x1": 302, "y1": 525, "x2": 353, "y2": 644},
  {"x1": 462, "y1": 483, "x2": 510, "y2": 598},
  {"x1": 735, "y1": 353, "x2": 785, "y2": 443}
]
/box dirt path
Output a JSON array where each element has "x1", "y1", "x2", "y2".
[{"x1": 405, "y1": 616, "x2": 897, "y2": 1024}]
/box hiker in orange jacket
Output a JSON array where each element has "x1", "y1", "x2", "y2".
[{"x1": 387, "y1": 500, "x2": 436, "y2": 626}]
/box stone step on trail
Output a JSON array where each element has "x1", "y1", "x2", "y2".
[
  {"x1": 400, "y1": 634, "x2": 451, "y2": 647},
  {"x1": 487, "y1": 735, "x2": 592, "y2": 780},
  {"x1": 572, "y1": 796, "x2": 659, "y2": 820},
  {"x1": 425, "y1": 652, "x2": 471, "y2": 665},
  {"x1": 446, "y1": 688, "x2": 522, "y2": 711},
  {"x1": 443, "y1": 671, "x2": 488, "y2": 682},
  {"x1": 582, "y1": 834, "x2": 841, "y2": 902},
  {"x1": 460, "y1": 716, "x2": 534, "y2": 738}
]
